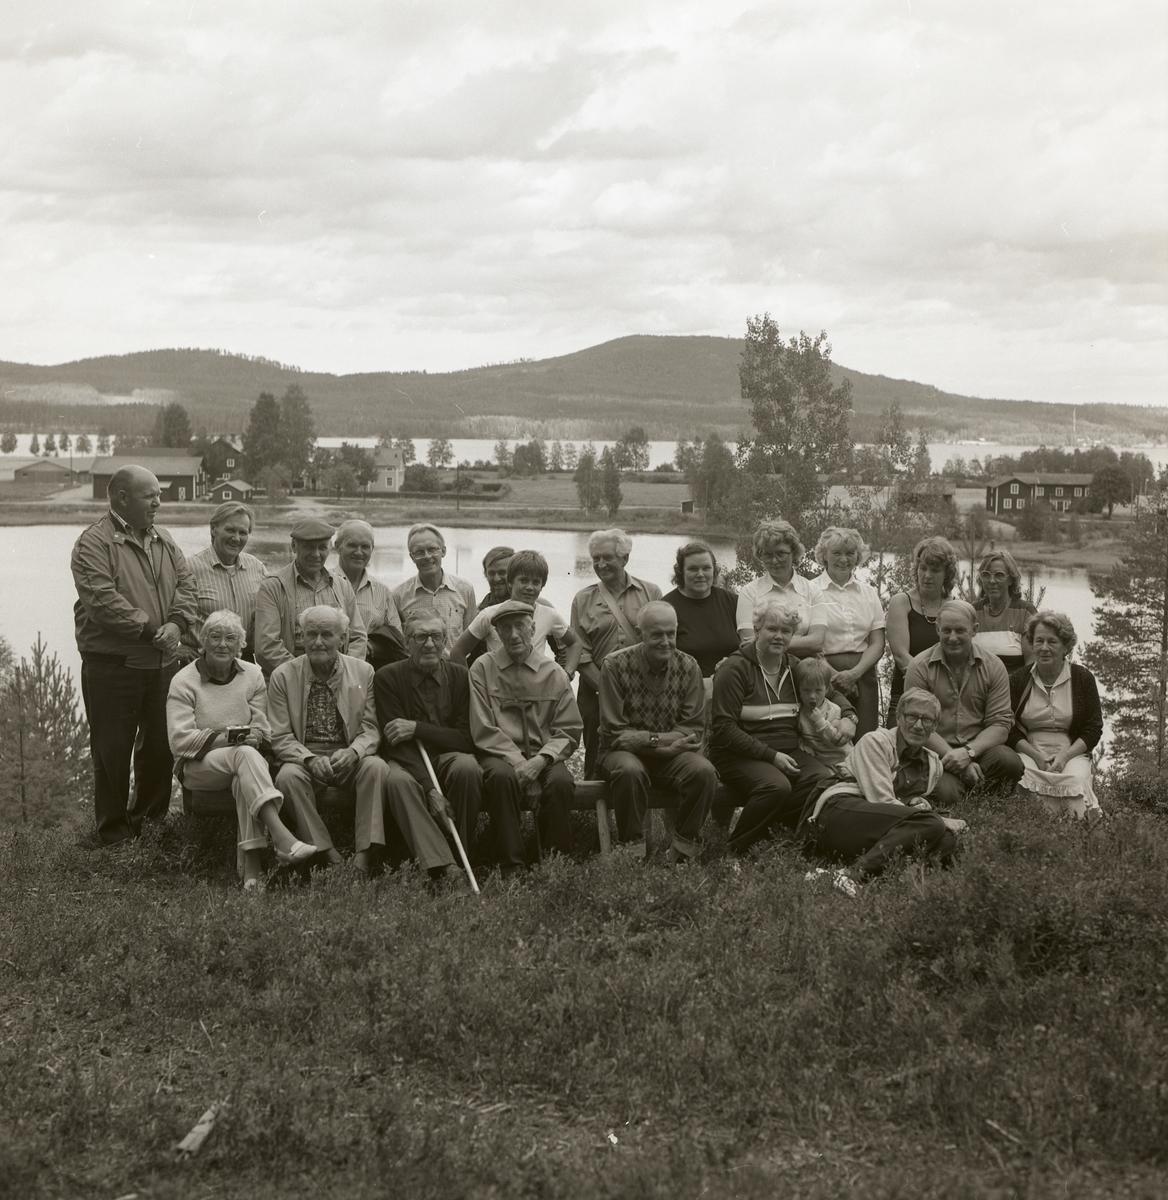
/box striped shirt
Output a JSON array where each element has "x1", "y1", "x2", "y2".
[
  {"x1": 351, "y1": 571, "x2": 401, "y2": 634},
  {"x1": 293, "y1": 571, "x2": 348, "y2": 654},
  {"x1": 392, "y1": 571, "x2": 478, "y2": 640},
  {"x1": 182, "y1": 547, "x2": 268, "y2": 655}
]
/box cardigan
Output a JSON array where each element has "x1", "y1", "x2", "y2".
[{"x1": 1007, "y1": 662, "x2": 1103, "y2": 753}]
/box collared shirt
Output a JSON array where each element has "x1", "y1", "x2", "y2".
[
  {"x1": 410, "y1": 661, "x2": 454, "y2": 728},
  {"x1": 183, "y1": 546, "x2": 267, "y2": 655},
  {"x1": 469, "y1": 645, "x2": 582, "y2": 768},
  {"x1": 293, "y1": 570, "x2": 348, "y2": 653},
  {"x1": 392, "y1": 570, "x2": 477, "y2": 640},
  {"x1": 109, "y1": 507, "x2": 165, "y2": 575},
  {"x1": 893, "y1": 731, "x2": 932, "y2": 800},
  {"x1": 1022, "y1": 661, "x2": 1073, "y2": 735},
  {"x1": 812, "y1": 573, "x2": 886, "y2": 656},
  {"x1": 598, "y1": 643, "x2": 704, "y2": 757},
  {"x1": 570, "y1": 575, "x2": 662, "y2": 667},
  {"x1": 466, "y1": 601, "x2": 568, "y2": 659},
  {"x1": 351, "y1": 570, "x2": 402, "y2": 635},
  {"x1": 194, "y1": 656, "x2": 245, "y2": 685},
  {"x1": 903, "y1": 643, "x2": 1013, "y2": 747},
  {"x1": 735, "y1": 572, "x2": 826, "y2": 640}
]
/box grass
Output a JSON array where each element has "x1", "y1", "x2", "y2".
[{"x1": 2, "y1": 788, "x2": 1167, "y2": 1199}]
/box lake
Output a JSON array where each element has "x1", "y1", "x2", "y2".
[{"x1": 1, "y1": 523, "x2": 1099, "y2": 695}]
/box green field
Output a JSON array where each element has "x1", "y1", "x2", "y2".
[{"x1": 2, "y1": 784, "x2": 1166, "y2": 1199}]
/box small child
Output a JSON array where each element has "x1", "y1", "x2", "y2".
[{"x1": 792, "y1": 656, "x2": 856, "y2": 770}]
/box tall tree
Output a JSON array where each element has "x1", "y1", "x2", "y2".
[
  {"x1": 96, "y1": 431, "x2": 110, "y2": 455},
  {"x1": 393, "y1": 436, "x2": 416, "y2": 465},
  {"x1": 738, "y1": 318, "x2": 853, "y2": 500},
  {"x1": 278, "y1": 384, "x2": 315, "y2": 480},
  {"x1": 244, "y1": 392, "x2": 283, "y2": 479},
  {"x1": 338, "y1": 443, "x2": 377, "y2": 492},
  {"x1": 612, "y1": 427, "x2": 650, "y2": 471},
  {"x1": 427, "y1": 437, "x2": 455, "y2": 468},
  {"x1": 600, "y1": 447, "x2": 623, "y2": 518},
  {"x1": 563, "y1": 442, "x2": 578, "y2": 471},
  {"x1": 43, "y1": 434, "x2": 56, "y2": 456},
  {"x1": 151, "y1": 402, "x2": 192, "y2": 448},
  {"x1": 74, "y1": 433, "x2": 92, "y2": 454},
  {"x1": 0, "y1": 432, "x2": 16, "y2": 454},
  {"x1": 549, "y1": 441, "x2": 565, "y2": 471},
  {"x1": 1091, "y1": 464, "x2": 1129, "y2": 519},
  {"x1": 573, "y1": 447, "x2": 603, "y2": 514},
  {"x1": 58, "y1": 432, "x2": 71, "y2": 454},
  {"x1": 493, "y1": 439, "x2": 512, "y2": 471},
  {"x1": 0, "y1": 636, "x2": 91, "y2": 829},
  {"x1": 677, "y1": 432, "x2": 736, "y2": 521},
  {"x1": 1082, "y1": 522, "x2": 1168, "y2": 770}
]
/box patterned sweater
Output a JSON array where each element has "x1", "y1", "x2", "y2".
[{"x1": 598, "y1": 643, "x2": 704, "y2": 757}]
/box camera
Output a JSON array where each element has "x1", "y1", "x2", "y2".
[{"x1": 225, "y1": 726, "x2": 251, "y2": 745}]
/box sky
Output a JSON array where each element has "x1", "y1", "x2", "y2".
[{"x1": 1, "y1": 1, "x2": 1165, "y2": 406}]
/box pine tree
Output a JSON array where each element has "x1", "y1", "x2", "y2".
[{"x1": 1081, "y1": 520, "x2": 1168, "y2": 770}]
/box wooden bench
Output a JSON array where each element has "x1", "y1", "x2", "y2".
[{"x1": 182, "y1": 779, "x2": 737, "y2": 855}]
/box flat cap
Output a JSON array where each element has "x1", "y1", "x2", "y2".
[
  {"x1": 489, "y1": 600, "x2": 536, "y2": 625},
  {"x1": 290, "y1": 517, "x2": 336, "y2": 541}
]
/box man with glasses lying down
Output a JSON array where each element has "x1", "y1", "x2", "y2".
[
  {"x1": 374, "y1": 610, "x2": 484, "y2": 857},
  {"x1": 797, "y1": 687, "x2": 965, "y2": 897}
]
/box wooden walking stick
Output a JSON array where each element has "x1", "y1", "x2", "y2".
[{"x1": 417, "y1": 742, "x2": 480, "y2": 895}]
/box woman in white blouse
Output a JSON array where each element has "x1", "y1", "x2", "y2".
[
  {"x1": 811, "y1": 526, "x2": 886, "y2": 737},
  {"x1": 735, "y1": 519, "x2": 826, "y2": 659}
]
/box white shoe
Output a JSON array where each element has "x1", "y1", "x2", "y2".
[{"x1": 804, "y1": 867, "x2": 860, "y2": 898}]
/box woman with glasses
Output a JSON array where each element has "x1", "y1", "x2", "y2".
[
  {"x1": 1007, "y1": 611, "x2": 1103, "y2": 820},
  {"x1": 885, "y1": 536, "x2": 959, "y2": 726},
  {"x1": 735, "y1": 520, "x2": 826, "y2": 659},
  {"x1": 972, "y1": 550, "x2": 1035, "y2": 673},
  {"x1": 167, "y1": 609, "x2": 316, "y2": 889}
]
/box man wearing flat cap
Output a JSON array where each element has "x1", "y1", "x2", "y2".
[
  {"x1": 391, "y1": 523, "x2": 477, "y2": 643},
  {"x1": 255, "y1": 517, "x2": 367, "y2": 677},
  {"x1": 469, "y1": 600, "x2": 582, "y2": 870}
]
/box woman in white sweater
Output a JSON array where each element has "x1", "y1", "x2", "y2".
[{"x1": 167, "y1": 609, "x2": 316, "y2": 889}]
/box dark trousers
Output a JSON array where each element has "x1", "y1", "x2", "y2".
[
  {"x1": 714, "y1": 749, "x2": 834, "y2": 852},
  {"x1": 825, "y1": 652, "x2": 880, "y2": 737},
  {"x1": 577, "y1": 681, "x2": 601, "y2": 779},
  {"x1": 81, "y1": 659, "x2": 178, "y2": 845},
  {"x1": 813, "y1": 795, "x2": 956, "y2": 878},
  {"x1": 932, "y1": 743, "x2": 1025, "y2": 806},
  {"x1": 600, "y1": 749, "x2": 717, "y2": 857},
  {"x1": 479, "y1": 756, "x2": 574, "y2": 868},
  {"x1": 431, "y1": 751, "x2": 483, "y2": 849}
]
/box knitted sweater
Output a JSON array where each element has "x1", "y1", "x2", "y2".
[
  {"x1": 166, "y1": 658, "x2": 272, "y2": 766},
  {"x1": 1006, "y1": 662, "x2": 1103, "y2": 752}
]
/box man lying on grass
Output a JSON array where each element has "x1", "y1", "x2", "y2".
[{"x1": 799, "y1": 687, "x2": 965, "y2": 897}]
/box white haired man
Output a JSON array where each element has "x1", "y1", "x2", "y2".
[
  {"x1": 268, "y1": 606, "x2": 454, "y2": 877},
  {"x1": 565, "y1": 527, "x2": 662, "y2": 777},
  {"x1": 599, "y1": 601, "x2": 717, "y2": 865}
]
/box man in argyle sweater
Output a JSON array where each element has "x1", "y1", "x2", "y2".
[{"x1": 598, "y1": 601, "x2": 717, "y2": 864}]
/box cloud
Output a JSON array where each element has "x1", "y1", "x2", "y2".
[{"x1": 0, "y1": 0, "x2": 1164, "y2": 405}]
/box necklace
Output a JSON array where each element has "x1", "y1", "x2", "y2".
[
  {"x1": 984, "y1": 597, "x2": 1009, "y2": 618},
  {"x1": 914, "y1": 591, "x2": 941, "y2": 625}
]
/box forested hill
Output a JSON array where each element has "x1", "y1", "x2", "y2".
[{"x1": 0, "y1": 336, "x2": 1164, "y2": 445}]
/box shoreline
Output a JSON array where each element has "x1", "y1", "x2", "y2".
[{"x1": 0, "y1": 498, "x2": 1125, "y2": 570}]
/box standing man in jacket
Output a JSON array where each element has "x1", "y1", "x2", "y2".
[{"x1": 71, "y1": 465, "x2": 198, "y2": 844}]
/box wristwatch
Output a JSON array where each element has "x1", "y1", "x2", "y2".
[
  {"x1": 967, "y1": 746, "x2": 979, "y2": 761},
  {"x1": 648, "y1": 734, "x2": 660, "y2": 749}
]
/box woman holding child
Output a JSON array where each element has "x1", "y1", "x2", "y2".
[{"x1": 711, "y1": 598, "x2": 853, "y2": 854}]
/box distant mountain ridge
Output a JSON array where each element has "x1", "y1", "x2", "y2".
[{"x1": 1, "y1": 335, "x2": 1163, "y2": 445}]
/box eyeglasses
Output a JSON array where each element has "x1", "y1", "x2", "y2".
[
  {"x1": 901, "y1": 713, "x2": 937, "y2": 730},
  {"x1": 759, "y1": 550, "x2": 792, "y2": 562},
  {"x1": 409, "y1": 544, "x2": 443, "y2": 560},
  {"x1": 980, "y1": 571, "x2": 1010, "y2": 583},
  {"x1": 410, "y1": 631, "x2": 443, "y2": 645}
]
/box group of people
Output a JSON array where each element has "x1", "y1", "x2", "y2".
[{"x1": 70, "y1": 465, "x2": 1104, "y2": 895}]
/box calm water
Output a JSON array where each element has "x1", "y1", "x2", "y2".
[{"x1": 1, "y1": 523, "x2": 1098, "y2": 691}]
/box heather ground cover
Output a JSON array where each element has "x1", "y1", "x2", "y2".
[{"x1": 1, "y1": 787, "x2": 1166, "y2": 1199}]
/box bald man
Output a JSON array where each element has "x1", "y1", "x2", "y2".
[{"x1": 72, "y1": 465, "x2": 198, "y2": 844}]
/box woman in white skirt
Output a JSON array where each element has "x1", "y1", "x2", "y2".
[{"x1": 1007, "y1": 611, "x2": 1103, "y2": 819}]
